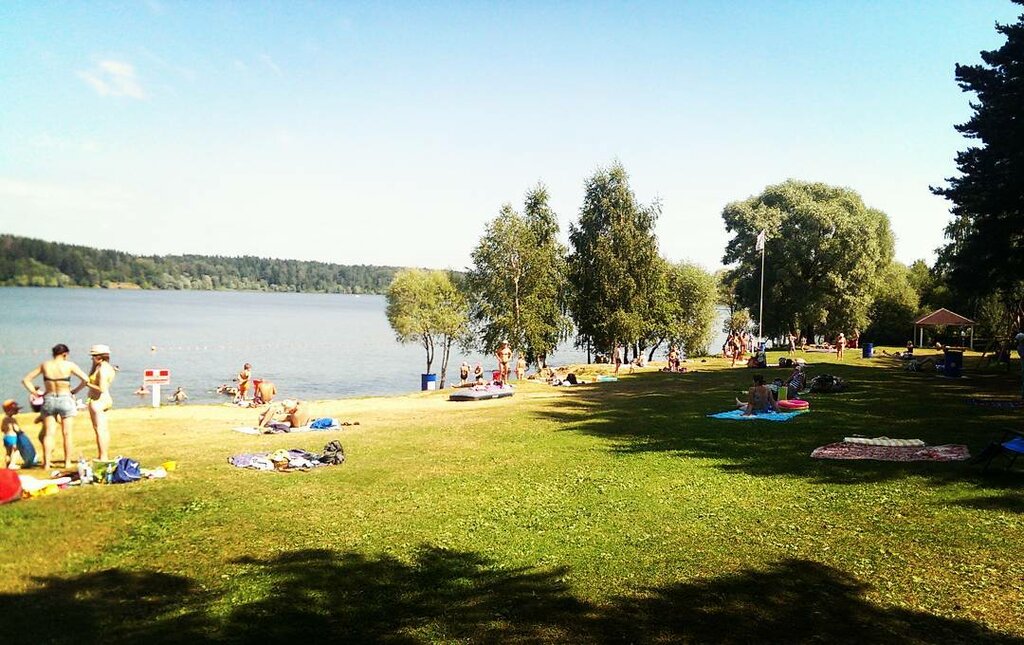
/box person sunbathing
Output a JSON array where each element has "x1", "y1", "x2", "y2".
[
  {"x1": 258, "y1": 399, "x2": 311, "y2": 429},
  {"x1": 735, "y1": 374, "x2": 777, "y2": 416}
]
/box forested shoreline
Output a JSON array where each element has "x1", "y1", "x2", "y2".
[{"x1": 0, "y1": 234, "x2": 404, "y2": 294}]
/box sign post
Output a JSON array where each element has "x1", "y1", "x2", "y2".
[{"x1": 143, "y1": 369, "x2": 171, "y2": 408}]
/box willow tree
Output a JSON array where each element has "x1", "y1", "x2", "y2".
[
  {"x1": 722, "y1": 180, "x2": 895, "y2": 341},
  {"x1": 385, "y1": 269, "x2": 469, "y2": 387},
  {"x1": 467, "y1": 184, "x2": 570, "y2": 365},
  {"x1": 567, "y1": 162, "x2": 662, "y2": 359}
]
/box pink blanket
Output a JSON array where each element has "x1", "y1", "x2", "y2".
[{"x1": 811, "y1": 442, "x2": 970, "y2": 462}]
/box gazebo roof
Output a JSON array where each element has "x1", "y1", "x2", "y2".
[{"x1": 913, "y1": 308, "x2": 975, "y2": 326}]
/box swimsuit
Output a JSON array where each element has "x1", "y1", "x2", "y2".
[{"x1": 3, "y1": 434, "x2": 17, "y2": 449}]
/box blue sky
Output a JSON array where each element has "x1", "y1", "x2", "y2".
[{"x1": 1, "y1": 1, "x2": 1019, "y2": 271}]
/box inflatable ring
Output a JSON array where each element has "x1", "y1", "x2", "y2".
[{"x1": 777, "y1": 399, "x2": 809, "y2": 411}]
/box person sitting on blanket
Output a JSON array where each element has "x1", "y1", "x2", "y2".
[
  {"x1": 785, "y1": 364, "x2": 806, "y2": 395},
  {"x1": 735, "y1": 374, "x2": 777, "y2": 416},
  {"x1": 258, "y1": 398, "x2": 312, "y2": 429}
]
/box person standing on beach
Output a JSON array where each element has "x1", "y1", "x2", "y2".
[
  {"x1": 21, "y1": 343, "x2": 95, "y2": 469},
  {"x1": 459, "y1": 362, "x2": 470, "y2": 385},
  {"x1": 786, "y1": 331, "x2": 796, "y2": 355},
  {"x1": 473, "y1": 363, "x2": 484, "y2": 384},
  {"x1": 515, "y1": 355, "x2": 526, "y2": 381},
  {"x1": 236, "y1": 363, "x2": 252, "y2": 403},
  {"x1": 614, "y1": 343, "x2": 624, "y2": 374},
  {"x1": 496, "y1": 341, "x2": 512, "y2": 382},
  {"x1": 836, "y1": 333, "x2": 847, "y2": 360},
  {"x1": 78, "y1": 344, "x2": 115, "y2": 461}
]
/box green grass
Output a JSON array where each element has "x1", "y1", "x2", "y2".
[{"x1": 1, "y1": 348, "x2": 1022, "y2": 643}]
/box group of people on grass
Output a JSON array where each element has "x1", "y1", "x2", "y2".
[
  {"x1": 227, "y1": 361, "x2": 311, "y2": 429},
  {"x1": 4, "y1": 343, "x2": 116, "y2": 470},
  {"x1": 735, "y1": 363, "x2": 808, "y2": 416},
  {"x1": 457, "y1": 341, "x2": 529, "y2": 386}
]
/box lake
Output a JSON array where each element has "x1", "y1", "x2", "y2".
[{"x1": 0, "y1": 288, "x2": 729, "y2": 407}]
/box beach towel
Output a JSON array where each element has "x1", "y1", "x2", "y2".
[
  {"x1": 231, "y1": 418, "x2": 347, "y2": 435},
  {"x1": 811, "y1": 442, "x2": 970, "y2": 462},
  {"x1": 965, "y1": 397, "x2": 1024, "y2": 409},
  {"x1": 842, "y1": 437, "x2": 926, "y2": 447},
  {"x1": 708, "y1": 409, "x2": 806, "y2": 422}
]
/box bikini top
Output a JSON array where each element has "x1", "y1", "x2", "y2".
[{"x1": 44, "y1": 375, "x2": 71, "y2": 382}]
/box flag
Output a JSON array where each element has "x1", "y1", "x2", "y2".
[{"x1": 755, "y1": 229, "x2": 766, "y2": 251}]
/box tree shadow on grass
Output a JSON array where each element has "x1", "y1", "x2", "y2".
[
  {"x1": 536, "y1": 362, "x2": 1024, "y2": 488},
  {"x1": 223, "y1": 546, "x2": 587, "y2": 642},
  {"x1": 598, "y1": 558, "x2": 1020, "y2": 644},
  {"x1": 2, "y1": 548, "x2": 1018, "y2": 643},
  {"x1": 1, "y1": 568, "x2": 215, "y2": 643}
]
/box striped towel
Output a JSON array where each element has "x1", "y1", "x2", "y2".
[{"x1": 843, "y1": 437, "x2": 925, "y2": 447}]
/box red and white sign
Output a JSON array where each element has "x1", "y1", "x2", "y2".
[{"x1": 143, "y1": 368, "x2": 171, "y2": 385}]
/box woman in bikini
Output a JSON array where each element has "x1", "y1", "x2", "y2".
[
  {"x1": 21, "y1": 343, "x2": 95, "y2": 469},
  {"x1": 78, "y1": 344, "x2": 116, "y2": 461},
  {"x1": 736, "y1": 374, "x2": 778, "y2": 416}
]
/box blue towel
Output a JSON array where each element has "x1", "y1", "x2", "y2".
[{"x1": 708, "y1": 409, "x2": 806, "y2": 422}]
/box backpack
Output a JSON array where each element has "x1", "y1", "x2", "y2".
[
  {"x1": 809, "y1": 374, "x2": 846, "y2": 393},
  {"x1": 110, "y1": 457, "x2": 142, "y2": 484},
  {"x1": 319, "y1": 440, "x2": 345, "y2": 466},
  {"x1": 0, "y1": 470, "x2": 22, "y2": 504}
]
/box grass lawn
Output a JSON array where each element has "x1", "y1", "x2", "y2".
[{"x1": 1, "y1": 347, "x2": 1022, "y2": 643}]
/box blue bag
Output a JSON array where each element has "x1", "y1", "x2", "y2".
[
  {"x1": 111, "y1": 457, "x2": 142, "y2": 484},
  {"x1": 16, "y1": 432, "x2": 37, "y2": 467}
]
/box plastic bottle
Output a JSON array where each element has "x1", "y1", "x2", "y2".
[{"x1": 77, "y1": 457, "x2": 92, "y2": 485}]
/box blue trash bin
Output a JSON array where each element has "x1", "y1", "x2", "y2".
[
  {"x1": 421, "y1": 373, "x2": 438, "y2": 391},
  {"x1": 943, "y1": 350, "x2": 963, "y2": 378},
  {"x1": 862, "y1": 343, "x2": 874, "y2": 359}
]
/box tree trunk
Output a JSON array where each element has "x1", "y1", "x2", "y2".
[
  {"x1": 439, "y1": 336, "x2": 453, "y2": 388},
  {"x1": 648, "y1": 340, "x2": 662, "y2": 362}
]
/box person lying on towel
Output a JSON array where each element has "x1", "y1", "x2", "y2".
[
  {"x1": 258, "y1": 399, "x2": 312, "y2": 429},
  {"x1": 735, "y1": 374, "x2": 778, "y2": 416}
]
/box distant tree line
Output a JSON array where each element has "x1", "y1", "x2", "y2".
[{"x1": 0, "y1": 234, "x2": 401, "y2": 294}]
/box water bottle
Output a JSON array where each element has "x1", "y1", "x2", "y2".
[{"x1": 77, "y1": 457, "x2": 92, "y2": 485}]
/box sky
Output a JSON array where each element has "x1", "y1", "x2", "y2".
[{"x1": 1, "y1": 1, "x2": 1020, "y2": 272}]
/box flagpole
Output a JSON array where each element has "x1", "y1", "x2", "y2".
[{"x1": 758, "y1": 233, "x2": 765, "y2": 343}]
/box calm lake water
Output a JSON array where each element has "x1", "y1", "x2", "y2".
[
  {"x1": 0, "y1": 288, "x2": 595, "y2": 406},
  {"x1": 0, "y1": 288, "x2": 730, "y2": 407}
]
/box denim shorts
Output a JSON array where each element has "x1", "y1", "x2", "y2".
[{"x1": 41, "y1": 393, "x2": 77, "y2": 418}]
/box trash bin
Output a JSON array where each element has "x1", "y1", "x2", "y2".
[
  {"x1": 420, "y1": 373, "x2": 438, "y2": 391},
  {"x1": 862, "y1": 343, "x2": 874, "y2": 358},
  {"x1": 943, "y1": 350, "x2": 963, "y2": 378}
]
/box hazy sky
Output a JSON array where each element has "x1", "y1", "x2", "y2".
[{"x1": 1, "y1": 1, "x2": 1019, "y2": 271}]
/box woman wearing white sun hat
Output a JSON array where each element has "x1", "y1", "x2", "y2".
[{"x1": 76, "y1": 344, "x2": 116, "y2": 460}]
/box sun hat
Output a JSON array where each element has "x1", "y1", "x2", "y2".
[
  {"x1": 90, "y1": 344, "x2": 111, "y2": 355},
  {"x1": 3, "y1": 399, "x2": 20, "y2": 414}
]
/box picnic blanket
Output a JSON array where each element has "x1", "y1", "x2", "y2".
[
  {"x1": 811, "y1": 442, "x2": 970, "y2": 462},
  {"x1": 232, "y1": 418, "x2": 351, "y2": 435},
  {"x1": 965, "y1": 397, "x2": 1024, "y2": 409},
  {"x1": 842, "y1": 437, "x2": 926, "y2": 447},
  {"x1": 229, "y1": 440, "x2": 345, "y2": 472},
  {"x1": 708, "y1": 409, "x2": 806, "y2": 422}
]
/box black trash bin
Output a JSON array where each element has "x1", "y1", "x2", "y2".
[{"x1": 862, "y1": 343, "x2": 874, "y2": 358}]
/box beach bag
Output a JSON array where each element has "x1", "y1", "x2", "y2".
[
  {"x1": 0, "y1": 470, "x2": 22, "y2": 504},
  {"x1": 110, "y1": 457, "x2": 142, "y2": 484},
  {"x1": 319, "y1": 440, "x2": 345, "y2": 466},
  {"x1": 16, "y1": 432, "x2": 37, "y2": 467}
]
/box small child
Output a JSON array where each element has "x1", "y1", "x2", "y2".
[{"x1": 2, "y1": 399, "x2": 23, "y2": 469}]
